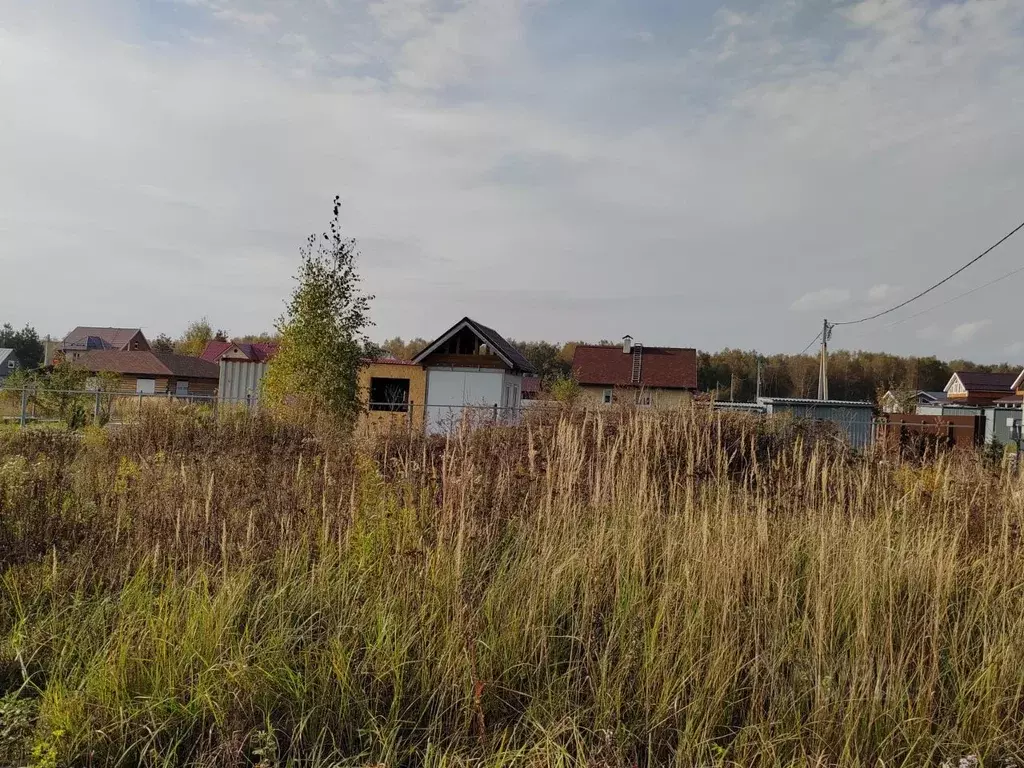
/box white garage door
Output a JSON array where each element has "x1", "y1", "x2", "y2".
[{"x1": 426, "y1": 370, "x2": 501, "y2": 433}]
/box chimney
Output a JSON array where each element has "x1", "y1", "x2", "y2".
[{"x1": 622, "y1": 335, "x2": 633, "y2": 354}]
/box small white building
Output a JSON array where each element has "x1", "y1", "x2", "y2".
[{"x1": 412, "y1": 317, "x2": 537, "y2": 434}]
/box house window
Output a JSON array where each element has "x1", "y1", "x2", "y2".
[
  {"x1": 136, "y1": 378, "x2": 156, "y2": 395},
  {"x1": 370, "y1": 377, "x2": 410, "y2": 412},
  {"x1": 602, "y1": 389, "x2": 613, "y2": 404},
  {"x1": 175, "y1": 380, "x2": 189, "y2": 397},
  {"x1": 6, "y1": 360, "x2": 14, "y2": 370},
  {"x1": 636, "y1": 391, "x2": 652, "y2": 407}
]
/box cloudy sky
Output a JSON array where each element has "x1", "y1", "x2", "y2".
[{"x1": 2, "y1": 0, "x2": 1023, "y2": 359}]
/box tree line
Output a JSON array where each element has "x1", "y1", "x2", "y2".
[
  {"x1": 380, "y1": 336, "x2": 1019, "y2": 404},
  {"x1": 7, "y1": 316, "x2": 1018, "y2": 406}
]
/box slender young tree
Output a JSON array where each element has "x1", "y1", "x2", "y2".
[
  {"x1": 175, "y1": 318, "x2": 214, "y2": 357},
  {"x1": 263, "y1": 196, "x2": 373, "y2": 422}
]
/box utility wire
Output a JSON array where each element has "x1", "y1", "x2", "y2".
[
  {"x1": 831, "y1": 218, "x2": 1024, "y2": 327},
  {"x1": 799, "y1": 331, "x2": 822, "y2": 356},
  {"x1": 882, "y1": 263, "x2": 1024, "y2": 329}
]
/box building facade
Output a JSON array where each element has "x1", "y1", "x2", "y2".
[
  {"x1": 572, "y1": 337, "x2": 697, "y2": 407},
  {"x1": 412, "y1": 317, "x2": 536, "y2": 434},
  {"x1": 358, "y1": 358, "x2": 427, "y2": 430},
  {"x1": 75, "y1": 350, "x2": 219, "y2": 397}
]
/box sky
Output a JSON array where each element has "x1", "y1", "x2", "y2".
[{"x1": 2, "y1": 0, "x2": 1023, "y2": 360}]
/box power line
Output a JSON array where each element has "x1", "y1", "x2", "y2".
[
  {"x1": 882, "y1": 263, "x2": 1024, "y2": 329},
  {"x1": 840, "y1": 262, "x2": 1024, "y2": 343},
  {"x1": 831, "y1": 217, "x2": 1024, "y2": 327},
  {"x1": 799, "y1": 331, "x2": 822, "y2": 356}
]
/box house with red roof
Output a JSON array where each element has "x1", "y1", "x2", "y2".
[
  {"x1": 572, "y1": 336, "x2": 697, "y2": 407},
  {"x1": 200, "y1": 341, "x2": 279, "y2": 364},
  {"x1": 200, "y1": 341, "x2": 280, "y2": 404}
]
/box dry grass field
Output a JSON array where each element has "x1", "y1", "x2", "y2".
[{"x1": 1, "y1": 405, "x2": 1023, "y2": 767}]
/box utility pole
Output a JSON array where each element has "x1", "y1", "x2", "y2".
[
  {"x1": 756, "y1": 357, "x2": 763, "y2": 401},
  {"x1": 817, "y1": 318, "x2": 831, "y2": 401}
]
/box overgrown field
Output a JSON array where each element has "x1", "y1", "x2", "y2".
[{"x1": 1, "y1": 407, "x2": 1023, "y2": 767}]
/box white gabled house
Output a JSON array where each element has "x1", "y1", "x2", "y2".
[{"x1": 412, "y1": 317, "x2": 537, "y2": 433}]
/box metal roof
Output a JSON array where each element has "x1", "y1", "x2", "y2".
[
  {"x1": 757, "y1": 397, "x2": 874, "y2": 407},
  {"x1": 412, "y1": 317, "x2": 536, "y2": 374}
]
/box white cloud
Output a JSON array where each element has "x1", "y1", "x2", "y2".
[
  {"x1": 212, "y1": 8, "x2": 278, "y2": 30},
  {"x1": 790, "y1": 289, "x2": 851, "y2": 312},
  {"x1": 391, "y1": 0, "x2": 542, "y2": 89},
  {"x1": 867, "y1": 283, "x2": 900, "y2": 302},
  {"x1": 950, "y1": 320, "x2": 992, "y2": 346},
  {"x1": 3, "y1": 0, "x2": 1024, "y2": 360}
]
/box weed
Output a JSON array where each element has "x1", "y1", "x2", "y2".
[{"x1": 0, "y1": 406, "x2": 1021, "y2": 766}]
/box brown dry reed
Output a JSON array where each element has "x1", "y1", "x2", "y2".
[{"x1": 1, "y1": 404, "x2": 1023, "y2": 767}]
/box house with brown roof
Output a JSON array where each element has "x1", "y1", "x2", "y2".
[
  {"x1": 944, "y1": 371, "x2": 1018, "y2": 405},
  {"x1": 572, "y1": 336, "x2": 697, "y2": 407},
  {"x1": 74, "y1": 350, "x2": 219, "y2": 397},
  {"x1": 61, "y1": 327, "x2": 150, "y2": 362}
]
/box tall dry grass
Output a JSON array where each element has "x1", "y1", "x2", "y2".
[{"x1": 1, "y1": 405, "x2": 1023, "y2": 767}]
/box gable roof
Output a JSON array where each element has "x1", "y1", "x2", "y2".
[
  {"x1": 63, "y1": 327, "x2": 145, "y2": 351},
  {"x1": 200, "y1": 341, "x2": 233, "y2": 362},
  {"x1": 73, "y1": 351, "x2": 219, "y2": 379},
  {"x1": 200, "y1": 341, "x2": 279, "y2": 363},
  {"x1": 1013, "y1": 369, "x2": 1024, "y2": 392},
  {"x1": 946, "y1": 371, "x2": 1018, "y2": 393},
  {"x1": 0, "y1": 348, "x2": 17, "y2": 367},
  {"x1": 882, "y1": 390, "x2": 947, "y2": 403},
  {"x1": 412, "y1": 317, "x2": 536, "y2": 374},
  {"x1": 572, "y1": 345, "x2": 698, "y2": 389}
]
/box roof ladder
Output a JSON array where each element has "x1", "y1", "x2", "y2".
[{"x1": 631, "y1": 343, "x2": 643, "y2": 384}]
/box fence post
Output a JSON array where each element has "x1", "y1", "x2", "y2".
[
  {"x1": 19, "y1": 388, "x2": 28, "y2": 428},
  {"x1": 492, "y1": 403, "x2": 498, "y2": 423},
  {"x1": 94, "y1": 391, "x2": 101, "y2": 423},
  {"x1": 408, "y1": 400, "x2": 413, "y2": 429}
]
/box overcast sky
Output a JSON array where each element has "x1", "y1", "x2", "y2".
[{"x1": 2, "y1": 0, "x2": 1023, "y2": 360}]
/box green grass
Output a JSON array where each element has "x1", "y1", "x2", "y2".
[{"x1": 1, "y1": 406, "x2": 1023, "y2": 766}]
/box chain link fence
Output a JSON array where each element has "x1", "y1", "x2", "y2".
[{"x1": 0, "y1": 387, "x2": 262, "y2": 428}]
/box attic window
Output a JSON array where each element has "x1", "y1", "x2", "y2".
[
  {"x1": 440, "y1": 326, "x2": 484, "y2": 355},
  {"x1": 7, "y1": 360, "x2": 15, "y2": 370},
  {"x1": 370, "y1": 377, "x2": 411, "y2": 412}
]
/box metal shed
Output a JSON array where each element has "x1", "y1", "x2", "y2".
[
  {"x1": 757, "y1": 397, "x2": 877, "y2": 449},
  {"x1": 219, "y1": 360, "x2": 269, "y2": 406},
  {"x1": 983, "y1": 402, "x2": 1023, "y2": 447}
]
